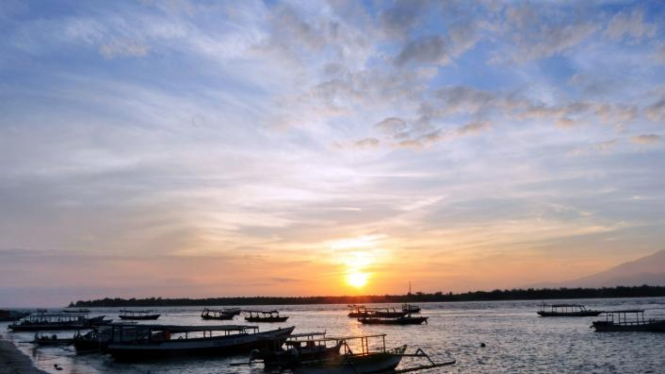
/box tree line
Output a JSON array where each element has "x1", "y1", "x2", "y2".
[{"x1": 69, "y1": 285, "x2": 665, "y2": 307}]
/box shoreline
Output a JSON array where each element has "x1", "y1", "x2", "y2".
[{"x1": 0, "y1": 333, "x2": 49, "y2": 374}]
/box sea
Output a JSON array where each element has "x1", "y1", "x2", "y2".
[{"x1": 3, "y1": 297, "x2": 665, "y2": 374}]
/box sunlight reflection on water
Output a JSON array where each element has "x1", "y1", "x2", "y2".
[{"x1": 5, "y1": 297, "x2": 665, "y2": 374}]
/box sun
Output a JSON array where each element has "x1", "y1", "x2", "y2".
[{"x1": 346, "y1": 271, "x2": 369, "y2": 289}]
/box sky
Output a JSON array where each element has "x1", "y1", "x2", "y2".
[{"x1": 1, "y1": 0, "x2": 664, "y2": 307}]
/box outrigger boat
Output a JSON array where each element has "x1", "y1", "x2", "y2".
[
  {"x1": 246, "y1": 334, "x2": 455, "y2": 373},
  {"x1": 537, "y1": 304, "x2": 602, "y2": 317},
  {"x1": 358, "y1": 314, "x2": 428, "y2": 325},
  {"x1": 28, "y1": 333, "x2": 74, "y2": 346},
  {"x1": 245, "y1": 310, "x2": 289, "y2": 323},
  {"x1": 118, "y1": 309, "x2": 161, "y2": 320},
  {"x1": 347, "y1": 305, "x2": 408, "y2": 319},
  {"x1": 201, "y1": 308, "x2": 236, "y2": 320},
  {"x1": 8, "y1": 313, "x2": 111, "y2": 332},
  {"x1": 402, "y1": 304, "x2": 421, "y2": 314},
  {"x1": 592, "y1": 309, "x2": 665, "y2": 332},
  {"x1": 106, "y1": 324, "x2": 295, "y2": 361}
]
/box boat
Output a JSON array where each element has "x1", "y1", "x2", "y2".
[
  {"x1": 245, "y1": 310, "x2": 289, "y2": 323},
  {"x1": 29, "y1": 333, "x2": 74, "y2": 346},
  {"x1": 347, "y1": 305, "x2": 408, "y2": 318},
  {"x1": 249, "y1": 334, "x2": 455, "y2": 374},
  {"x1": 201, "y1": 308, "x2": 236, "y2": 320},
  {"x1": 537, "y1": 304, "x2": 602, "y2": 317},
  {"x1": 63, "y1": 308, "x2": 91, "y2": 314},
  {"x1": 8, "y1": 313, "x2": 111, "y2": 332},
  {"x1": 358, "y1": 314, "x2": 428, "y2": 325},
  {"x1": 402, "y1": 304, "x2": 421, "y2": 314},
  {"x1": 118, "y1": 309, "x2": 161, "y2": 320},
  {"x1": 0, "y1": 310, "x2": 30, "y2": 322},
  {"x1": 106, "y1": 324, "x2": 295, "y2": 361},
  {"x1": 592, "y1": 309, "x2": 665, "y2": 332}
]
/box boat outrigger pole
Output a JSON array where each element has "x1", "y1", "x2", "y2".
[{"x1": 382, "y1": 348, "x2": 456, "y2": 373}]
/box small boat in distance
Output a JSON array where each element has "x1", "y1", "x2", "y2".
[
  {"x1": 347, "y1": 305, "x2": 408, "y2": 318},
  {"x1": 201, "y1": 308, "x2": 235, "y2": 320},
  {"x1": 118, "y1": 309, "x2": 161, "y2": 320},
  {"x1": 106, "y1": 324, "x2": 295, "y2": 361},
  {"x1": 537, "y1": 304, "x2": 602, "y2": 317},
  {"x1": 358, "y1": 314, "x2": 428, "y2": 325},
  {"x1": 402, "y1": 304, "x2": 421, "y2": 314},
  {"x1": 29, "y1": 333, "x2": 74, "y2": 346},
  {"x1": 592, "y1": 309, "x2": 665, "y2": 332},
  {"x1": 245, "y1": 310, "x2": 289, "y2": 323}
]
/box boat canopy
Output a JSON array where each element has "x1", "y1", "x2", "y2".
[{"x1": 109, "y1": 323, "x2": 259, "y2": 333}]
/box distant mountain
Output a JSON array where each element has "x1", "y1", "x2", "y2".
[{"x1": 563, "y1": 249, "x2": 665, "y2": 288}]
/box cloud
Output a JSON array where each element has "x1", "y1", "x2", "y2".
[
  {"x1": 645, "y1": 97, "x2": 665, "y2": 122},
  {"x1": 354, "y1": 137, "x2": 380, "y2": 149},
  {"x1": 568, "y1": 140, "x2": 619, "y2": 156},
  {"x1": 374, "y1": 117, "x2": 408, "y2": 135},
  {"x1": 653, "y1": 43, "x2": 665, "y2": 64},
  {"x1": 378, "y1": 0, "x2": 428, "y2": 39},
  {"x1": 456, "y1": 120, "x2": 492, "y2": 136},
  {"x1": 604, "y1": 8, "x2": 658, "y2": 42},
  {"x1": 629, "y1": 134, "x2": 661, "y2": 145},
  {"x1": 394, "y1": 35, "x2": 450, "y2": 66},
  {"x1": 100, "y1": 39, "x2": 150, "y2": 58}
]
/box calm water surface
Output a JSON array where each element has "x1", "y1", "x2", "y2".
[{"x1": 4, "y1": 297, "x2": 665, "y2": 374}]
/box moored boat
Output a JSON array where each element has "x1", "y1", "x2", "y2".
[
  {"x1": 106, "y1": 324, "x2": 295, "y2": 361},
  {"x1": 347, "y1": 305, "x2": 408, "y2": 318},
  {"x1": 358, "y1": 314, "x2": 428, "y2": 325},
  {"x1": 8, "y1": 313, "x2": 110, "y2": 332},
  {"x1": 63, "y1": 308, "x2": 91, "y2": 314},
  {"x1": 245, "y1": 310, "x2": 289, "y2": 323},
  {"x1": 201, "y1": 308, "x2": 236, "y2": 320},
  {"x1": 537, "y1": 304, "x2": 602, "y2": 317},
  {"x1": 592, "y1": 309, "x2": 665, "y2": 332},
  {"x1": 118, "y1": 309, "x2": 161, "y2": 320},
  {"x1": 251, "y1": 334, "x2": 454, "y2": 374},
  {"x1": 402, "y1": 304, "x2": 421, "y2": 314},
  {"x1": 29, "y1": 333, "x2": 74, "y2": 346}
]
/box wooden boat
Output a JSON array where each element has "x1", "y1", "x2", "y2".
[
  {"x1": 118, "y1": 309, "x2": 161, "y2": 320},
  {"x1": 358, "y1": 315, "x2": 428, "y2": 325},
  {"x1": 106, "y1": 324, "x2": 295, "y2": 361},
  {"x1": 29, "y1": 333, "x2": 74, "y2": 346},
  {"x1": 402, "y1": 304, "x2": 421, "y2": 314},
  {"x1": 592, "y1": 309, "x2": 665, "y2": 332},
  {"x1": 245, "y1": 310, "x2": 289, "y2": 323},
  {"x1": 251, "y1": 334, "x2": 455, "y2": 374},
  {"x1": 201, "y1": 308, "x2": 235, "y2": 320},
  {"x1": 347, "y1": 305, "x2": 408, "y2": 318},
  {"x1": 8, "y1": 313, "x2": 111, "y2": 332},
  {"x1": 537, "y1": 304, "x2": 602, "y2": 317}
]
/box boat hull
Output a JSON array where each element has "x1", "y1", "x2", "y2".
[
  {"x1": 245, "y1": 317, "x2": 289, "y2": 323},
  {"x1": 538, "y1": 311, "x2": 601, "y2": 317},
  {"x1": 592, "y1": 320, "x2": 665, "y2": 332},
  {"x1": 294, "y1": 346, "x2": 406, "y2": 374},
  {"x1": 8, "y1": 324, "x2": 91, "y2": 332},
  {"x1": 201, "y1": 314, "x2": 234, "y2": 320},
  {"x1": 107, "y1": 326, "x2": 295, "y2": 361},
  {"x1": 358, "y1": 317, "x2": 428, "y2": 325}
]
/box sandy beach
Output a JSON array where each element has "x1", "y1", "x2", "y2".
[{"x1": 0, "y1": 334, "x2": 48, "y2": 374}]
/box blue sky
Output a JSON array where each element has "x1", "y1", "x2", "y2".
[{"x1": 1, "y1": 0, "x2": 664, "y2": 306}]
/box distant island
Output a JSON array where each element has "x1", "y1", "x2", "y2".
[{"x1": 69, "y1": 285, "x2": 665, "y2": 307}]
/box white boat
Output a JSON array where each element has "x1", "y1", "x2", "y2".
[{"x1": 106, "y1": 324, "x2": 295, "y2": 361}]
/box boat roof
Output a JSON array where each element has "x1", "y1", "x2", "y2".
[
  {"x1": 244, "y1": 310, "x2": 280, "y2": 314},
  {"x1": 119, "y1": 309, "x2": 156, "y2": 313},
  {"x1": 544, "y1": 304, "x2": 586, "y2": 307},
  {"x1": 109, "y1": 324, "x2": 260, "y2": 332},
  {"x1": 605, "y1": 309, "x2": 645, "y2": 313},
  {"x1": 288, "y1": 332, "x2": 326, "y2": 339}
]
